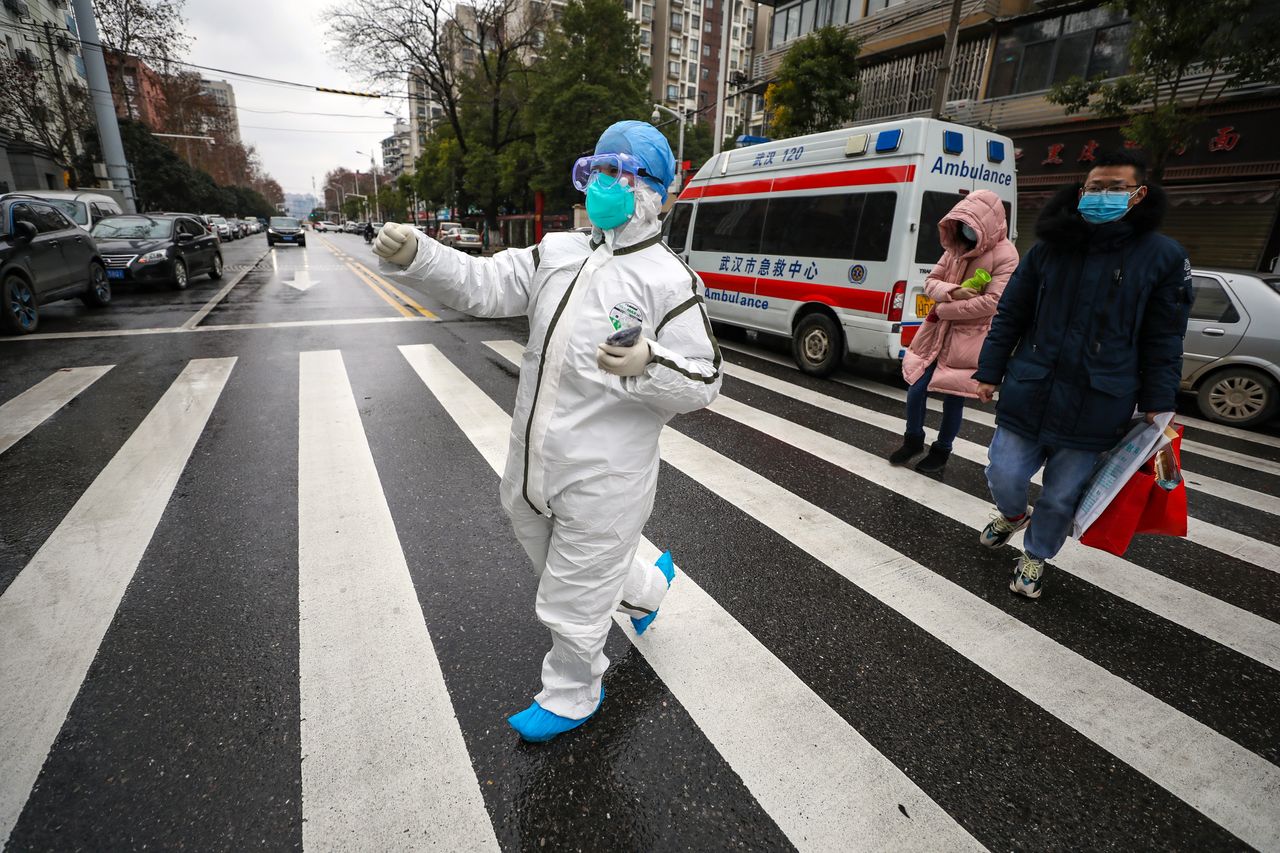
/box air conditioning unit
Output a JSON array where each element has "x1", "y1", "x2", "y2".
[
  {"x1": 3, "y1": 0, "x2": 31, "y2": 17},
  {"x1": 14, "y1": 47, "x2": 38, "y2": 66}
]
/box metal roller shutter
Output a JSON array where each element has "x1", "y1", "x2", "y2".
[{"x1": 1162, "y1": 182, "x2": 1280, "y2": 270}]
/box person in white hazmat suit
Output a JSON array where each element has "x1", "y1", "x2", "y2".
[{"x1": 373, "y1": 120, "x2": 722, "y2": 743}]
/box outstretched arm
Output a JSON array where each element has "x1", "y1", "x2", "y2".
[{"x1": 375, "y1": 223, "x2": 536, "y2": 318}]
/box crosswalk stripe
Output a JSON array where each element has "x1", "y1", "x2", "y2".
[
  {"x1": 0, "y1": 357, "x2": 235, "y2": 844},
  {"x1": 724, "y1": 360, "x2": 1280, "y2": 572},
  {"x1": 297, "y1": 350, "x2": 498, "y2": 852},
  {"x1": 708, "y1": 393, "x2": 1280, "y2": 671},
  {"x1": 415, "y1": 342, "x2": 984, "y2": 852},
  {"x1": 651, "y1": 425, "x2": 1280, "y2": 851},
  {"x1": 0, "y1": 365, "x2": 113, "y2": 456},
  {"x1": 720, "y1": 341, "x2": 1280, "y2": 512}
]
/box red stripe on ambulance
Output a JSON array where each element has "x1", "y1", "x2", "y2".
[
  {"x1": 701, "y1": 271, "x2": 890, "y2": 314},
  {"x1": 680, "y1": 165, "x2": 916, "y2": 201}
]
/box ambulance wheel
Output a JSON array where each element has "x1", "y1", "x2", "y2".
[{"x1": 793, "y1": 311, "x2": 842, "y2": 377}]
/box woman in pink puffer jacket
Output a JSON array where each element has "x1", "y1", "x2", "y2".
[{"x1": 889, "y1": 189, "x2": 1019, "y2": 475}]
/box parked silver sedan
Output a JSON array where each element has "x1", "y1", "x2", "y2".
[{"x1": 1181, "y1": 268, "x2": 1280, "y2": 429}]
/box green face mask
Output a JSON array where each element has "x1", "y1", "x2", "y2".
[{"x1": 585, "y1": 173, "x2": 636, "y2": 230}]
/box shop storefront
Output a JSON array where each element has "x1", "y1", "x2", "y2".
[{"x1": 1008, "y1": 101, "x2": 1280, "y2": 271}]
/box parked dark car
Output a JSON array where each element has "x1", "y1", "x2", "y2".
[
  {"x1": 266, "y1": 216, "x2": 306, "y2": 247},
  {"x1": 90, "y1": 213, "x2": 224, "y2": 290},
  {"x1": 0, "y1": 192, "x2": 110, "y2": 334}
]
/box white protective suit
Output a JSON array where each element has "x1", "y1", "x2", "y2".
[{"x1": 381, "y1": 186, "x2": 722, "y2": 718}]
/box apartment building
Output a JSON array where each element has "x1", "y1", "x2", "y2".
[
  {"x1": 0, "y1": 0, "x2": 88, "y2": 191},
  {"x1": 199, "y1": 78, "x2": 242, "y2": 145},
  {"x1": 752, "y1": 0, "x2": 1280, "y2": 269},
  {"x1": 103, "y1": 50, "x2": 167, "y2": 129},
  {"x1": 629, "y1": 0, "x2": 772, "y2": 139},
  {"x1": 382, "y1": 121, "x2": 412, "y2": 179}
]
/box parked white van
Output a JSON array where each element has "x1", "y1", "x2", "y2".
[
  {"x1": 18, "y1": 190, "x2": 124, "y2": 233},
  {"x1": 663, "y1": 118, "x2": 1018, "y2": 375}
]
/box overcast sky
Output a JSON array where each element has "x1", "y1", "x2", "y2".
[{"x1": 182, "y1": 0, "x2": 404, "y2": 200}]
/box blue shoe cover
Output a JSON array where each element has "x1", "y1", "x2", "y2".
[
  {"x1": 507, "y1": 689, "x2": 604, "y2": 743},
  {"x1": 631, "y1": 551, "x2": 677, "y2": 636}
]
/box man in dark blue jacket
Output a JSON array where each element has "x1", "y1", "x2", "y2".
[{"x1": 973, "y1": 151, "x2": 1192, "y2": 599}]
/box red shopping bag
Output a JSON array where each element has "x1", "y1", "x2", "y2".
[{"x1": 1080, "y1": 426, "x2": 1187, "y2": 556}]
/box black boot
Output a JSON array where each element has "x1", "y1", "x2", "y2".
[
  {"x1": 914, "y1": 443, "x2": 951, "y2": 475},
  {"x1": 888, "y1": 434, "x2": 925, "y2": 466}
]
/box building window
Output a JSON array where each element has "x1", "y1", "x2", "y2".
[
  {"x1": 669, "y1": 60, "x2": 680, "y2": 75},
  {"x1": 640, "y1": 30, "x2": 650, "y2": 45},
  {"x1": 867, "y1": 0, "x2": 908, "y2": 11},
  {"x1": 704, "y1": 21, "x2": 712, "y2": 32},
  {"x1": 701, "y1": 67, "x2": 710, "y2": 80},
  {"x1": 687, "y1": 85, "x2": 697, "y2": 98},
  {"x1": 667, "y1": 84, "x2": 679, "y2": 99},
  {"x1": 692, "y1": 14, "x2": 700, "y2": 27},
  {"x1": 671, "y1": 11, "x2": 682, "y2": 29},
  {"x1": 670, "y1": 36, "x2": 681, "y2": 51},
  {"x1": 641, "y1": 4, "x2": 652, "y2": 19},
  {"x1": 703, "y1": 44, "x2": 711, "y2": 56},
  {"x1": 988, "y1": 8, "x2": 1132, "y2": 98}
]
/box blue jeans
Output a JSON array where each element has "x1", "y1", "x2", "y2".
[
  {"x1": 986, "y1": 427, "x2": 1103, "y2": 561},
  {"x1": 905, "y1": 363, "x2": 965, "y2": 451}
]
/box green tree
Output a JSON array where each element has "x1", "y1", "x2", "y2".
[
  {"x1": 526, "y1": 0, "x2": 651, "y2": 210},
  {"x1": 765, "y1": 27, "x2": 862, "y2": 139},
  {"x1": 1048, "y1": 0, "x2": 1280, "y2": 180}
]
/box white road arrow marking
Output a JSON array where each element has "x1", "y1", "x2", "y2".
[{"x1": 285, "y1": 271, "x2": 319, "y2": 292}]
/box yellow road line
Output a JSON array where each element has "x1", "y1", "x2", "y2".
[
  {"x1": 316, "y1": 235, "x2": 415, "y2": 318},
  {"x1": 347, "y1": 260, "x2": 438, "y2": 320}
]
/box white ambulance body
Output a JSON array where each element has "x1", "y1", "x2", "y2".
[{"x1": 663, "y1": 117, "x2": 1018, "y2": 375}]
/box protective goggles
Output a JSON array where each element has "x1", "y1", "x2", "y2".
[{"x1": 571, "y1": 153, "x2": 649, "y2": 192}]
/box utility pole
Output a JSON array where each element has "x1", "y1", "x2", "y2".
[
  {"x1": 40, "y1": 22, "x2": 77, "y2": 185},
  {"x1": 71, "y1": 0, "x2": 136, "y2": 211},
  {"x1": 712, "y1": 0, "x2": 735, "y2": 155},
  {"x1": 930, "y1": 0, "x2": 965, "y2": 120}
]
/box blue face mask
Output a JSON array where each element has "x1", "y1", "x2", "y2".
[
  {"x1": 1078, "y1": 190, "x2": 1136, "y2": 224},
  {"x1": 585, "y1": 173, "x2": 636, "y2": 230}
]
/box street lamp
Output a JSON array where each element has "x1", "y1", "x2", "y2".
[
  {"x1": 651, "y1": 103, "x2": 686, "y2": 193},
  {"x1": 324, "y1": 184, "x2": 344, "y2": 223},
  {"x1": 356, "y1": 149, "x2": 382, "y2": 222}
]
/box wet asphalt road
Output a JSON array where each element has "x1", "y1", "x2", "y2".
[{"x1": 1, "y1": 232, "x2": 1278, "y2": 852}]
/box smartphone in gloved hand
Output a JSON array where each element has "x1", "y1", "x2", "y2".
[{"x1": 605, "y1": 325, "x2": 642, "y2": 347}]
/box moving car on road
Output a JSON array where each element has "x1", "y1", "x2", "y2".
[
  {"x1": 266, "y1": 216, "x2": 306, "y2": 247},
  {"x1": 1181, "y1": 268, "x2": 1280, "y2": 428},
  {"x1": 441, "y1": 226, "x2": 483, "y2": 254},
  {"x1": 1, "y1": 192, "x2": 111, "y2": 334},
  {"x1": 91, "y1": 213, "x2": 224, "y2": 291}
]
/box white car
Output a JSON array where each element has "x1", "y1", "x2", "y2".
[{"x1": 19, "y1": 190, "x2": 123, "y2": 232}]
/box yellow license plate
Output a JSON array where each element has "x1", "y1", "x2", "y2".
[{"x1": 915, "y1": 294, "x2": 935, "y2": 317}]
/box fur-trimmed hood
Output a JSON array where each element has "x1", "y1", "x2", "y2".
[{"x1": 1035, "y1": 182, "x2": 1169, "y2": 249}]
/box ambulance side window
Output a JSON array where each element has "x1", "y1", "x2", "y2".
[
  {"x1": 690, "y1": 198, "x2": 768, "y2": 254},
  {"x1": 915, "y1": 191, "x2": 965, "y2": 264},
  {"x1": 853, "y1": 192, "x2": 897, "y2": 262},
  {"x1": 760, "y1": 193, "x2": 863, "y2": 258},
  {"x1": 665, "y1": 202, "x2": 694, "y2": 251}
]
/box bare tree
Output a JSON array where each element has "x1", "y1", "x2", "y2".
[
  {"x1": 0, "y1": 54, "x2": 92, "y2": 181},
  {"x1": 93, "y1": 0, "x2": 192, "y2": 116},
  {"x1": 327, "y1": 0, "x2": 548, "y2": 226}
]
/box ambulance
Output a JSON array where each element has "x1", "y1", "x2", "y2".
[{"x1": 663, "y1": 117, "x2": 1018, "y2": 376}]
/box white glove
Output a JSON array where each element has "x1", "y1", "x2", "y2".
[
  {"x1": 596, "y1": 338, "x2": 653, "y2": 377},
  {"x1": 372, "y1": 221, "x2": 419, "y2": 267}
]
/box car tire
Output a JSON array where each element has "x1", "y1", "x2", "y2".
[
  {"x1": 171, "y1": 260, "x2": 189, "y2": 291},
  {"x1": 792, "y1": 311, "x2": 843, "y2": 377},
  {"x1": 1196, "y1": 367, "x2": 1279, "y2": 429},
  {"x1": 267, "y1": 238, "x2": 274, "y2": 247},
  {"x1": 2, "y1": 274, "x2": 39, "y2": 334},
  {"x1": 208, "y1": 253, "x2": 223, "y2": 280},
  {"x1": 82, "y1": 262, "x2": 112, "y2": 308},
  {"x1": 299, "y1": 240, "x2": 307, "y2": 247}
]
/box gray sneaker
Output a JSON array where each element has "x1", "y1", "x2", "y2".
[
  {"x1": 1009, "y1": 553, "x2": 1045, "y2": 599},
  {"x1": 979, "y1": 509, "x2": 1031, "y2": 549}
]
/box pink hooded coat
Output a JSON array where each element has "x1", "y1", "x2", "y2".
[{"x1": 902, "y1": 189, "x2": 1019, "y2": 399}]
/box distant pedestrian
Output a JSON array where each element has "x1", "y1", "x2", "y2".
[
  {"x1": 973, "y1": 151, "x2": 1192, "y2": 599},
  {"x1": 890, "y1": 189, "x2": 1018, "y2": 475}
]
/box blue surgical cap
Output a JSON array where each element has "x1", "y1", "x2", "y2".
[{"x1": 594, "y1": 120, "x2": 677, "y2": 202}]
